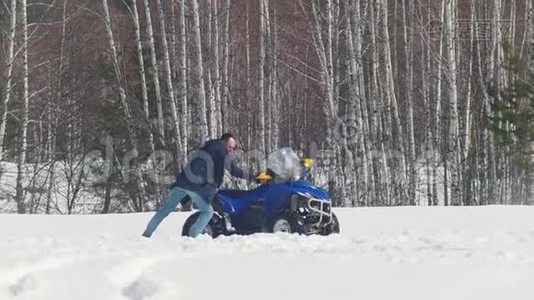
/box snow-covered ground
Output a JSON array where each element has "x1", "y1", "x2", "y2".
[{"x1": 1, "y1": 206, "x2": 534, "y2": 300}]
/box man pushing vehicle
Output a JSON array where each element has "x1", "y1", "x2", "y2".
[{"x1": 142, "y1": 133, "x2": 253, "y2": 238}]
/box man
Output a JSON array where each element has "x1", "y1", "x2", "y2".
[{"x1": 142, "y1": 133, "x2": 252, "y2": 238}]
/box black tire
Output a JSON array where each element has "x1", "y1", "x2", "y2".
[
  {"x1": 321, "y1": 213, "x2": 340, "y2": 235},
  {"x1": 267, "y1": 214, "x2": 300, "y2": 234},
  {"x1": 181, "y1": 212, "x2": 225, "y2": 238}
]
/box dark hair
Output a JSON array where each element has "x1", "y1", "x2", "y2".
[{"x1": 221, "y1": 132, "x2": 235, "y2": 141}]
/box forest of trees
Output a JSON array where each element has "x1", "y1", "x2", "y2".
[{"x1": 0, "y1": 0, "x2": 532, "y2": 214}]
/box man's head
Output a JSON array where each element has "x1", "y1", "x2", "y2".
[{"x1": 221, "y1": 132, "x2": 237, "y2": 154}]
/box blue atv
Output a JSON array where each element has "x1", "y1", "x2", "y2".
[{"x1": 182, "y1": 148, "x2": 340, "y2": 237}]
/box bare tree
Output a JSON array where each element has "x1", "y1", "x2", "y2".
[
  {"x1": 155, "y1": 0, "x2": 183, "y2": 155},
  {"x1": 0, "y1": 0, "x2": 17, "y2": 162},
  {"x1": 128, "y1": 0, "x2": 161, "y2": 205},
  {"x1": 444, "y1": 0, "x2": 461, "y2": 205},
  {"x1": 191, "y1": 0, "x2": 208, "y2": 142},
  {"x1": 379, "y1": 0, "x2": 408, "y2": 204},
  {"x1": 258, "y1": 0, "x2": 267, "y2": 154},
  {"x1": 142, "y1": 0, "x2": 165, "y2": 141},
  {"x1": 15, "y1": 0, "x2": 30, "y2": 213},
  {"x1": 220, "y1": 0, "x2": 231, "y2": 133},
  {"x1": 401, "y1": 0, "x2": 417, "y2": 205},
  {"x1": 102, "y1": 0, "x2": 147, "y2": 211},
  {"x1": 179, "y1": 0, "x2": 189, "y2": 156},
  {"x1": 213, "y1": 0, "x2": 223, "y2": 137}
]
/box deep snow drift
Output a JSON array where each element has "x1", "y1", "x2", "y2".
[{"x1": 1, "y1": 206, "x2": 534, "y2": 300}]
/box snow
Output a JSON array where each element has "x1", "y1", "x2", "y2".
[{"x1": 1, "y1": 206, "x2": 534, "y2": 300}]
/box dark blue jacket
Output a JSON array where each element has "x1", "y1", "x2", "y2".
[{"x1": 173, "y1": 139, "x2": 251, "y2": 203}]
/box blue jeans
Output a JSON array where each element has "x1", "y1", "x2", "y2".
[{"x1": 142, "y1": 187, "x2": 214, "y2": 238}]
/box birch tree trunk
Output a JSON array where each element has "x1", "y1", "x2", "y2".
[
  {"x1": 346, "y1": 0, "x2": 366, "y2": 204},
  {"x1": 191, "y1": 0, "x2": 208, "y2": 142},
  {"x1": 179, "y1": 0, "x2": 188, "y2": 156},
  {"x1": 264, "y1": 0, "x2": 272, "y2": 153},
  {"x1": 246, "y1": 0, "x2": 251, "y2": 119},
  {"x1": 142, "y1": 0, "x2": 165, "y2": 141},
  {"x1": 353, "y1": 0, "x2": 375, "y2": 204},
  {"x1": 212, "y1": 0, "x2": 222, "y2": 137},
  {"x1": 103, "y1": 0, "x2": 147, "y2": 211},
  {"x1": 258, "y1": 0, "x2": 267, "y2": 154},
  {"x1": 206, "y1": 0, "x2": 215, "y2": 137},
  {"x1": 345, "y1": 12, "x2": 358, "y2": 202},
  {"x1": 206, "y1": 0, "x2": 222, "y2": 138},
  {"x1": 325, "y1": 0, "x2": 336, "y2": 128},
  {"x1": 461, "y1": 0, "x2": 476, "y2": 205},
  {"x1": 304, "y1": 0, "x2": 340, "y2": 203},
  {"x1": 369, "y1": 0, "x2": 390, "y2": 205},
  {"x1": 380, "y1": 0, "x2": 408, "y2": 204},
  {"x1": 220, "y1": 0, "x2": 231, "y2": 133},
  {"x1": 130, "y1": 0, "x2": 152, "y2": 149},
  {"x1": 432, "y1": 1, "x2": 445, "y2": 206},
  {"x1": 421, "y1": 10, "x2": 432, "y2": 205},
  {"x1": 46, "y1": 0, "x2": 68, "y2": 214},
  {"x1": 520, "y1": 0, "x2": 532, "y2": 58},
  {"x1": 444, "y1": 0, "x2": 461, "y2": 205},
  {"x1": 488, "y1": 0, "x2": 501, "y2": 204},
  {"x1": 156, "y1": 0, "x2": 183, "y2": 154},
  {"x1": 270, "y1": 3, "x2": 279, "y2": 150},
  {"x1": 401, "y1": 0, "x2": 417, "y2": 205},
  {"x1": 491, "y1": 0, "x2": 502, "y2": 204},
  {"x1": 464, "y1": 0, "x2": 475, "y2": 160},
  {"x1": 15, "y1": 0, "x2": 30, "y2": 213},
  {"x1": 103, "y1": 0, "x2": 135, "y2": 142},
  {"x1": 327, "y1": 0, "x2": 341, "y2": 205},
  {"x1": 46, "y1": 68, "x2": 56, "y2": 214},
  {"x1": 528, "y1": 0, "x2": 534, "y2": 205},
  {"x1": 492, "y1": 0, "x2": 503, "y2": 88},
  {"x1": 0, "y1": 0, "x2": 17, "y2": 162},
  {"x1": 472, "y1": 0, "x2": 496, "y2": 204},
  {"x1": 130, "y1": 0, "x2": 161, "y2": 203},
  {"x1": 171, "y1": 2, "x2": 177, "y2": 79}
]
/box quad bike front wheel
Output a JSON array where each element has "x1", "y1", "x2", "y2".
[
  {"x1": 272, "y1": 218, "x2": 292, "y2": 233},
  {"x1": 181, "y1": 212, "x2": 225, "y2": 238},
  {"x1": 269, "y1": 213, "x2": 340, "y2": 235},
  {"x1": 268, "y1": 215, "x2": 296, "y2": 233},
  {"x1": 321, "y1": 213, "x2": 340, "y2": 235}
]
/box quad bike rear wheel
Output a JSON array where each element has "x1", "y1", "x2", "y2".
[{"x1": 181, "y1": 212, "x2": 225, "y2": 238}]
